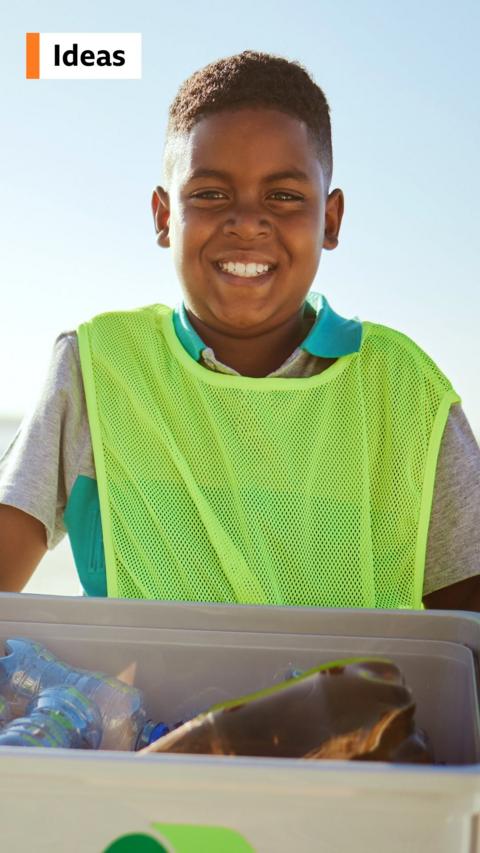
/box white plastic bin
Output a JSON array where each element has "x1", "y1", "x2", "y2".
[{"x1": 0, "y1": 593, "x2": 480, "y2": 853}]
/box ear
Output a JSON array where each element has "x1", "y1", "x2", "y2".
[
  {"x1": 323, "y1": 189, "x2": 344, "y2": 251},
  {"x1": 151, "y1": 186, "x2": 170, "y2": 248}
]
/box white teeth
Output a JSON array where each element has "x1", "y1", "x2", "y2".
[{"x1": 218, "y1": 261, "x2": 273, "y2": 277}]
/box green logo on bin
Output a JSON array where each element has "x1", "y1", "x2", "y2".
[{"x1": 103, "y1": 823, "x2": 255, "y2": 852}]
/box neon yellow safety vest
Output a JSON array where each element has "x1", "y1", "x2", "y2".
[{"x1": 77, "y1": 304, "x2": 460, "y2": 608}]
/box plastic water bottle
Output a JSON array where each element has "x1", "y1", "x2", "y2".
[
  {"x1": 0, "y1": 638, "x2": 147, "y2": 750},
  {"x1": 66, "y1": 669, "x2": 148, "y2": 750},
  {"x1": 0, "y1": 638, "x2": 70, "y2": 716},
  {"x1": 0, "y1": 685, "x2": 102, "y2": 748}
]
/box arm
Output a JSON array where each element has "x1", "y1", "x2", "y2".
[
  {"x1": 424, "y1": 575, "x2": 480, "y2": 611},
  {"x1": 422, "y1": 404, "x2": 480, "y2": 611},
  {"x1": 0, "y1": 331, "x2": 84, "y2": 593},
  {"x1": 0, "y1": 505, "x2": 47, "y2": 591}
]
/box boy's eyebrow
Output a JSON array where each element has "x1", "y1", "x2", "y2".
[
  {"x1": 186, "y1": 167, "x2": 311, "y2": 183},
  {"x1": 265, "y1": 169, "x2": 311, "y2": 183}
]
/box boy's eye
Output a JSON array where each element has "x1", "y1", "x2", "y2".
[
  {"x1": 268, "y1": 191, "x2": 303, "y2": 201},
  {"x1": 190, "y1": 190, "x2": 227, "y2": 199}
]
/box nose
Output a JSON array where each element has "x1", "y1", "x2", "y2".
[{"x1": 222, "y1": 199, "x2": 272, "y2": 240}]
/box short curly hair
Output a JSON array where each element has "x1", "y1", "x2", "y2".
[{"x1": 163, "y1": 50, "x2": 333, "y2": 191}]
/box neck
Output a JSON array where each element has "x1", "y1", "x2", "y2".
[{"x1": 185, "y1": 305, "x2": 316, "y2": 377}]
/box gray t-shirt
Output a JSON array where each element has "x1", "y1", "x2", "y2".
[{"x1": 1, "y1": 330, "x2": 479, "y2": 596}]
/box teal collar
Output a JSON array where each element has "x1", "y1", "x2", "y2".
[{"x1": 172, "y1": 290, "x2": 362, "y2": 361}]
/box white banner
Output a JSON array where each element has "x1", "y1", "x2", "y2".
[{"x1": 26, "y1": 32, "x2": 142, "y2": 80}]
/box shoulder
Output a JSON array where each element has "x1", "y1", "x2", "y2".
[
  {"x1": 362, "y1": 320, "x2": 432, "y2": 360},
  {"x1": 51, "y1": 329, "x2": 79, "y2": 362},
  {"x1": 77, "y1": 306, "x2": 173, "y2": 359},
  {"x1": 44, "y1": 331, "x2": 81, "y2": 392},
  {"x1": 360, "y1": 320, "x2": 456, "y2": 394},
  {"x1": 78, "y1": 304, "x2": 170, "y2": 331}
]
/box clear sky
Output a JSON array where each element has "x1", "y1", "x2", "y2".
[{"x1": 2, "y1": 0, "x2": 479, "y2": 435}]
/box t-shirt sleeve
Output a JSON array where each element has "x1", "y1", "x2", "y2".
[
  {"x1": 423, "y1": 403, "x2": 480, "y2": 595},
  {"x1": 0, "y1": 331, "x2": 89, "y2": 550}
]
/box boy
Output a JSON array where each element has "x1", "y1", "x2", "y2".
[{"x1": 0, "y1": 51, "x2": 479, "y2": 608}]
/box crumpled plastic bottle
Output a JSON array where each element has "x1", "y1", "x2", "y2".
[{"x1": 140, "y1": 658, "x2": 433, "y2": 763}]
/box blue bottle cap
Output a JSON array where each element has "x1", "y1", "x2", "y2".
[
  {"x1": 135, "y1": 720, "x2": 171, "y2": 750},
  {"x1": 147, "y1": 722, "x2": 170, "y2": 744}
]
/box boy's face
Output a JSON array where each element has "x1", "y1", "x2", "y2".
[{"x1": 152, "y1": 107, "x2": 343, "y2": 335}]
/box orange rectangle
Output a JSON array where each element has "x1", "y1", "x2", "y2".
[{"x1": 26, "y1": 32, "x2": 40, "y2": 79}]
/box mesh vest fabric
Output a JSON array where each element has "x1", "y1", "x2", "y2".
[{"x1": 77, "y1": 304, "x2": 459, "y2": 607}]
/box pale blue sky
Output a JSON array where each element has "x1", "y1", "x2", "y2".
[{"x1": 2, "y1": 0, "x2": 479, "y2": 433}]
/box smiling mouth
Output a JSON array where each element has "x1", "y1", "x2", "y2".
[{"x1": 213, "y1": 260, "x2": 277, "y2": 283}]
